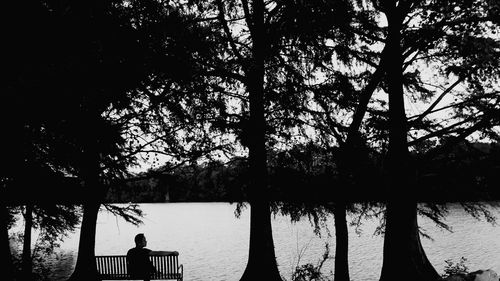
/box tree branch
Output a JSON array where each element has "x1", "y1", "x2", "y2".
[
  {"x1": 408, "y1": 77, "x2": 464, "y2": 125},
  {"x1": 408, "y1": 114, "x2": 482, "y2": 146},
  {"x1": 407, "y1": 91, "x2": 499, "y2": 123},
  {"x1": 346, "y1": 48, "x2": 387, "y2": 140},
  {"x1": 216, "y1": 0, "x2": 246, "y2": 64}
]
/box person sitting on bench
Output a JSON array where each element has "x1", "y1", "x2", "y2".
[{"x1": 127, "y1": 233, "x2": 178, "y2": 281}]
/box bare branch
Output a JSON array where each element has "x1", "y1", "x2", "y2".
[{"x1": 409, "y1": 77, "x2": 464, "y2": 125}]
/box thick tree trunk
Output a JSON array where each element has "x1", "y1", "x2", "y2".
[
  {"x1": 1, "y1": 203, "x2": 15, "y2": 281},
  {"x1": 68, "y1": 142, "x2": 102, "y2": 281},
  {"x1": 380, "y1": 201, "x2": 439, "y2": 281},
  {"x1": 67, "y1": 202, "x2": 101, "y2": 281},
  {"x1": 240, "y1": 200, "x2": 282, "y2": 281},
  {"x1": 379, "y1": 3, "x2": 440, "y2": 281},
  {"x1": 22, "y1": 204, "x2": 33, "y2": 281},
  {"x1": 240, "y1": 1, "x2": 282, "y2": 280},
  {"x1": 334, "y1": 202, "x2": 349, "y2": 281}
]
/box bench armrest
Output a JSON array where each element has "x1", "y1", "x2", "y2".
[{"x1": 178, "y1": 264, "x2": 183, "y2": 281}]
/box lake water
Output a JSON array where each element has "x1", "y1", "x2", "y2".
[{"x1": 11, "y1": 202, "x2": 500, "y2": 281}]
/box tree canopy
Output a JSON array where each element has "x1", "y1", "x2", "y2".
[{"x1": 2, "y1": 0, "x2": 499, "y2": 280}]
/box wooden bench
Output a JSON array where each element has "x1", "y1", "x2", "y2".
[{"x1": 96, "y1": 254, "x2": 183, "y2": 280}]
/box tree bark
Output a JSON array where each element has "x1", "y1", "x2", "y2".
[
  {"x1": 68, "y1": 137, "x2": 102, "y2": 281},
  {"x1": 380, "y1": 201, "x2": 440, "y2": 281},
  {"x1": 67, "y1": 202, "x2": 101, "y2": 281},
  {"x1": 22, "y1": 204, "x2": 33, "y2": 281},
  {"x1": 240, "y1": 0, "x2": 282, "y2": 280},
  {"x1": 240, "y1": 200, "x2": 282, "y2": 281},
  {"x1": 334, "y1": 202, "x2": 349, "y2": 281},
  {"x1": 379, "y1": 3, "x2": 440, "y2": 281},
  {"x1": 330, "y1": 42, "x2": 388, "y2": 281}
]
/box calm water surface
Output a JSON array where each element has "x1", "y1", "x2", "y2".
[{"x1": 14, "y1": 202, "x2": 500, "y2": 281}]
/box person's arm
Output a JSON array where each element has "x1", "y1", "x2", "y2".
[{"x1": 149, "y1": 250, "x2": 178, "y2": 255}]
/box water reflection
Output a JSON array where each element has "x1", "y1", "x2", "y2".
[{"x1": 10, "y1": 202, "x2": 500, "y2": 281}]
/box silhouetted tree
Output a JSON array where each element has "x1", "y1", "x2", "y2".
[
  {"x1": 373, "y1": 1, "x2": 499, "y2": 280},
  {"x1": 131, "y1": 0, "x2": 357, "y2": 276},
  {"x1": 9, "y1": 204, "x2": 81, "y2": 281},
  {"x1": 3, "y1": 1, "x2": 151, "y2": 280},
  {"x1": 174, "y1": 1, "x2": 354, "y2": 279},
  {"x1": 2, "y1": 2, "x2": 86, "y2": 279},
  {"x1": 21, "y1": 204, "x2": 33, "y2": 281},
  {"x1": 301, "y1": 1, "x2": 499, "y2": 280},
  {"x1": 68, "y1": 1, "x2": 237, "y2": 278}
]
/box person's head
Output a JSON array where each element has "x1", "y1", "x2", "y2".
[{"x1": 134, "y1": 233, "x2": 147, "y2": 248}]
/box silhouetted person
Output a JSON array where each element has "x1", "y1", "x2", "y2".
[{"x1": 127, "y1": 233, "x2": 178, "y2": 281}]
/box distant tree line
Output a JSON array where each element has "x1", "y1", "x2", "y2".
[
  {"x1": 107, "y1": 158, "x2": 249, "y2": 202},
  {"x1": 107, "y1": 141, "x2": 500, "y2": 203}
]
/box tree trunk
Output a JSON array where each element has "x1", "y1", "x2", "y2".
[
  {"x1": 240, "y1": 1, "x2": 282, "y2": 280},
  {"x1": 330, "y1": 47, "x2": 387, "y2": 281},
  {"x1": 22, "y1": 204, "x2": 33, "y2": 281},
  {"x1": 1, "y1": 203, "x2": 15, "y2": 281},
  {"x1": 67, "y1": 202, "x2": 101, "y2": 281},
  {"x1": 379, "y1": 3, "x2": 440, "y2": 281},
  {"x1": 334, "y1": 202, "x2": 349, "y2": 281},
  {"x1": 380, "y1": 201, "x2": 439, "y2": 281},
  {"x1": 240, "y1": 200, "x2": 282, "y2": 281},
  {"x1": 68, "y1": 141, "x2": 102, "y2": 281},
  {"x1": 332, "y1": 134, "x2": 359, "y2": 281}
]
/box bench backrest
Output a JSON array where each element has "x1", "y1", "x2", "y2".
[{"x1": 96, "y1": 254, "x2": 181, "y2": 280}]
